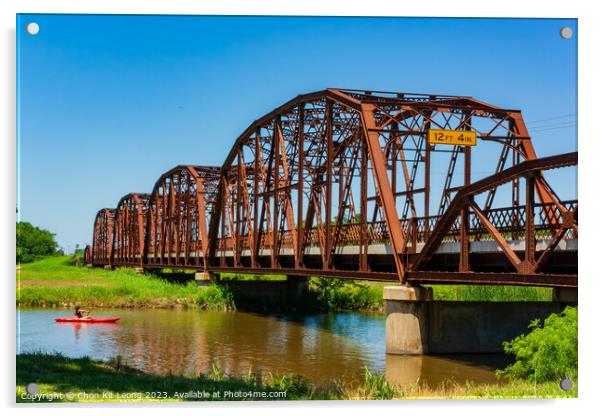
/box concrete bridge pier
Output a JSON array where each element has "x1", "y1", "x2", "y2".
[
  {"x1": 195, "y1": 271, "x2": 219, "y2": 287},
  {"x1": 384, "y1": 285, "x2": 576, "y2": 355},
  {"x1": 384, "y1": 286, "x2": 433, "y2": 354}
]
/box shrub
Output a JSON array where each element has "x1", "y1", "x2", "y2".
[
  {"x1": 196, "y1": 284, "x2": 235, "y2": 310},
  {"x1": 67, "y1": 253, "x2": 83, "y2": 266},
  {"x1": 311, "y1": 278, "x2": 382, "y2": 310},
  {"x1": 498, "y1": 306, "x2": 577, "y2": 382}
]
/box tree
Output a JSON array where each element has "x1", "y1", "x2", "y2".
[{"x1": 16, "y1": 222, "x2": 58, "y2": 263}]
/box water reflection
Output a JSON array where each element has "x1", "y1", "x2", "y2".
[
  {"x1": 385, "y1": 354, "x2": 507, "y2": 388},
  {"x1": 18, "y1": 308, "x2": 506, "y2": 388}
]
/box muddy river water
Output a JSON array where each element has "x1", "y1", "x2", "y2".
[{"x1": 17, "y1": 308, "x2": 508, "y2": 388}]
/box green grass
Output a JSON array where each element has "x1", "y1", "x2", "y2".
[
  {"x1": 374, "y1": 378, "x2": 577, "y2": 399},
  {"x1": 16, "y1": 353, "x2": 576, "y2": 402},
  {"x1": 17, "y1": 256, "x2": 234, "y2": 309},
  {"x1": 429, "y1": 285, "x2": 553, "y2": 302},
  {"x1": 16, "y1": 352, "x2": 330, "y2": 402},
  {"x1": 220, "y1": 272, "x2": 287, "y2": 281}
]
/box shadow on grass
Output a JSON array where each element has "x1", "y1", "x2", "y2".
[
  {"x1": 17, "y1": 353, "x2": 317, "y2": 402},
  {"x1": 144, "y1": 269, "x2": 196, "y2": 285},
  {"x1": 219, "y1": 278, "x2": 384, "y2": 314}
]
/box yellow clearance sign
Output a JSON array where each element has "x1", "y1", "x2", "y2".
[{"x1": 428, "y1": 129, "x2": 477, "y2": 146}]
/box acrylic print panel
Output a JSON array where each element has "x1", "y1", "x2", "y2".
[{"x1": 16, "y1": 14, "x2": 578, "y2": 403}]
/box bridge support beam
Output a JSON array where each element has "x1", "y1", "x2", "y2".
[
  {"x1": 385, "y1": 285, "x2": 576, "y2": 355},
  {"x1": 195, "y1": 271, "x2": 218, "y2": 287}
]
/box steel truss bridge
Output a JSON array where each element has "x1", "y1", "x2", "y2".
[{"x1": 85, "y1": 89, "x2": 578, "y2": 288}]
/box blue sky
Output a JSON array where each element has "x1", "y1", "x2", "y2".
[{"x1": 17, "y1": 15, "x2": 577, "y2": 251}]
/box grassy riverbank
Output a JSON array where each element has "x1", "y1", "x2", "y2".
[
  {"x1": 16, "y1": 353, "x2": 576, "y2": 402},
  {"x1": 17, "y1": 256, "x2": 234, "y2": 309},
  {"x1": 307, "y1": 279, "x2": 552, "y2": 310},
  {"x1": 16, "y1": 352, "x2": 333, "y2": 402},
  {"x1": 17, "y1": 256, "x2": 553, "y2": 311}
]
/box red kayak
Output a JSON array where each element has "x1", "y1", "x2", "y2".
[{"x1": 54, "y1": 316, "x2": 121, "y2": 323}]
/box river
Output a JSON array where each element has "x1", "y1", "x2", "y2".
[{"x1": 17, "y1": 308, "x2": 508, "y2": 388}]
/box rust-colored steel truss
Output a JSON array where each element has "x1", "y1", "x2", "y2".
[
  {"x1": 91, "y1": 208, "x2": 115, "y2": 266},
  {"x1": 83, "y1": 245, "x2": 91, "y2": 264},
  {"x1": 112, "y1": 193, "x2": 150, "y2": 266},
  {"x1": 145, "y1": 165, "x2": 221, "y2": 269},
  {"x1": 86, "y1": 89, "x2": 578, "y2": 288}
]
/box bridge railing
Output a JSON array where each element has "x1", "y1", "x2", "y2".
[{"x1": 214, "y1": 199, "x2": 577, "y2": 253}]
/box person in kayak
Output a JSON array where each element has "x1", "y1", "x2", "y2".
[{"x1": 74, "y1": 305, "x2": 90, "y2": 318}]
